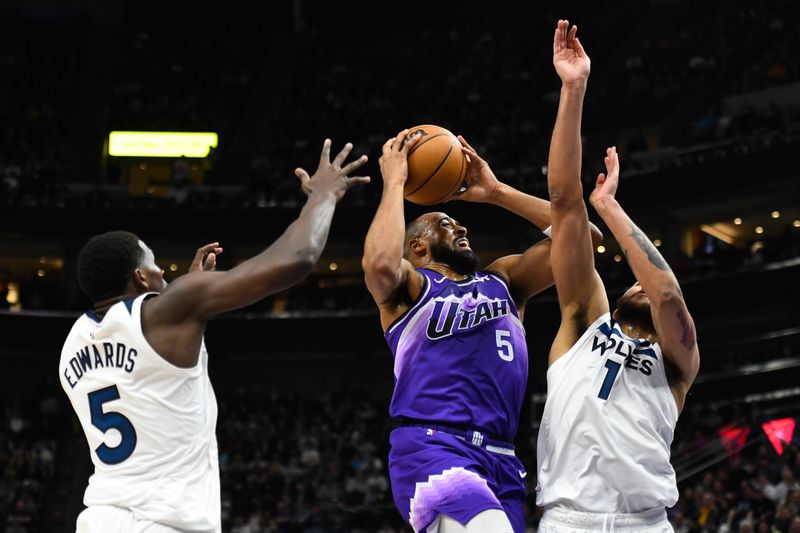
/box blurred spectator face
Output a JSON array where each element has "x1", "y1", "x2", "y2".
[
  {"x1": 739, "y1": 521, "x2": 753, "y2": 533},
  {"x1": 702, "y1": 492, "x2": 715, "y2": 508},
  {"x1": 790, "y1": 516, "x2": 800, "y2": 533}
]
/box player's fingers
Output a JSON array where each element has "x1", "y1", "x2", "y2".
[
  {"x1": 195, "y1": 242, "x2": 219, "y2": 256},
  {"x1": 574, "y1": 36, "x2": 588, "y2": 58},
  {"x1": 295, "y1": 168, "x2": 312, "y2": 195},
  {"x1": 553, "y1": 22, "x2": 561, "y2": 54},
  {"x1": 203, "y1": 253, "x2": 216, "y2": 271},
  {"x1": 596, "y1": 173, "x2": 606, "y2": 186},
  {"x1": 567, "y1": 25, "x2": 578, "y2": 48},
  {"x1": 333, "y1": 142, "x2": 353, "y2": 167},
  {"x1": 319, "y1": 138, "x2": 332, "y2": 164},
  {"x1": 382, "y1": 137, "x2": 395, "y2": 155},
  {"x1": 346, "y1": 176, "x2": 371, "y2": 188},
  {"x1": 393, "y1": 129, "x2": 410, "y2": 152},
  {"x1": 400, "y1": 131, "x2": 423, "y2": 155},
  {"x1": 341, "y1": 155, "x2": 368, "y2": 176},
  {"x1": 457, "y1": 134, "x2": 475, "y2": 152}
]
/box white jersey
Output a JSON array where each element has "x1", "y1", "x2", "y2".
[
  {"x1": 536, "y1": 313, "x2": 679, "y2": 513},
  {"x1": 59, "y1": 293, "x2": 220, "y2": 532}
]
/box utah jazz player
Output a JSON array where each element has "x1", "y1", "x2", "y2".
[{"x1": 363, "y1": 129, "x2": 600, "y2": 533}]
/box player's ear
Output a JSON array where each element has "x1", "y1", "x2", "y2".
[
  {"x1": 611, "y1": 308, "x2": 619, "y2": 321},
  {"x1": 132, "y1": 268, "x2": 148, "y2": 291},
  {"x1": 409, "y1": 237, "x2": 426, "y2": 255}
]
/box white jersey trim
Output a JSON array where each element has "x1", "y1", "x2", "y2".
[
  {"x1": 131, "y1": 292, "x2": 202, "y2": 374},
  {"x1": 548, "y1": 312, "x2": 611, "y2": 374},
  {"x1": 387, "y1": 274, "x2": 432, "y2": 336}
]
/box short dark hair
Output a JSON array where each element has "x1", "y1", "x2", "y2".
[
  {"x1": 404, "y1": 217, "x2": 430, "y2": 258},
  {"x1": 77, "y1": 231, "x2": 144, "y2": 303}
]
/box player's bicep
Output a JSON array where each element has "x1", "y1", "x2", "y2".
[
  {"x1": 154, "y1": 256, "x2": 309, "y2": 322},
  {"x1": 487, "y1": 239, "x2": 554, "y2": 305},
  {"x1": 550, "y1": 203, "x2": 603, "y2": 315},
  {"x1": 651, "y1": 294, "x2": 700, "y2": 385},
  {"x1": 364, "y1": 257, "x2": 416, "y2": 306}
]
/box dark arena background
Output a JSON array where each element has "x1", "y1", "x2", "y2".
[{"x1": 1, "y1": 0, "x2": 800, "y2": 531}]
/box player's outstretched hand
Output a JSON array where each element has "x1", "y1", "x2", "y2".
[
  {"x1": 189, "y1": 242, "x2": 223, "y2": 273},
  {"x1": 553, "y1": 19, "x2": 590, "y2": 86},
  {"x1": 589, "y1": 147, "x2": 619, "y2": 209},
  {"x1": 446, "y1": 135, "x2": 501, "y2": 204},
  {"x1": 295, "y1": 139, "x2": 370, "y2": 202},
  {"x1": 378, "y1": 128, "x2": 422, "y2": 187}
]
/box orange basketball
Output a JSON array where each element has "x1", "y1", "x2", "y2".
[{"x1": 403, "y1": 124, "x2": 467, "y2": 206}]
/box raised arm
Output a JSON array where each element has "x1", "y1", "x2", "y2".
[
  {"x1": 547, "y1": 20, "x2": 609, "y2": 360},
  {"x1": 589, "y1": 147, "x2": 700, "y2": 389},
  {"x1": 143, "y1": 139, "x2": 369, "y2": 366},
  {"x1": 362, "y1": 129, "x2": 425, "y2": 330},
  {"x1": 449, "y1": 135, "x2": 554, "y2": 313},
  {"x1": 451, "y1": 136, "x2": 602, "y2": 312}
]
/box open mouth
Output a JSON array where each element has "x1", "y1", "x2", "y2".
[{"x1": 456, "y1": 238, "x2": 469, "y2": 248}]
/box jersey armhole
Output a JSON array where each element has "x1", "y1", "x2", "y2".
[
  {"x1": 134, "y1": 292, "x2": 202, "y2": 373},
  {"x1": 385, "y1": 272, "x2": 431, "y2": 336},
  {"x1": 548, "y1": 312, "x2": 612, "y2": 377}
]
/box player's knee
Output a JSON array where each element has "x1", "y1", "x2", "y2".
[{"x1": 431, "y1": 509, "x2": 514, "y2": 533}]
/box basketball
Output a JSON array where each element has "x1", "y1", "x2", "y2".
[{"x1": 403, "y1": 124, "x2": 468, "y2": 205}]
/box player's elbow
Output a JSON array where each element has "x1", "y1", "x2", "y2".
[
  {"x1": 548, "y1": 189, "x2": 583, "y2": 212},
  {"x1": 361, "y1": 254, "x2": 397, "y2": 278},
  {"x1": 652, "y1": 285, "x2": 684, "y2": 309},
  {"x1": 276, "y1": 248, "x2": 317, "y2": 283},
  {"x1": 589, "y1": 223, "x2": 604, "y2": 246}
]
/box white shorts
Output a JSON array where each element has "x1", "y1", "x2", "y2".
[
  {"x1": 538, "y1": 507, "x2": 674, "y2": 533},
  {"x1": 76, "y1": 506, "x2": 184, "y2": 533}
]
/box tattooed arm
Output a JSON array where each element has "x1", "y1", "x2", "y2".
[{"x1": 590, "y1": 148, "x2": 699, "y2": 391}]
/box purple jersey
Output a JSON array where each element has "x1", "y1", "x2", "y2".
[{"x1": 386, "y1": 268, "x2": 528, "y2": 438}]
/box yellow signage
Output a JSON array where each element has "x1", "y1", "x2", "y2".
[{"x1": 109, "y1": 131, "x2": 218, "y2": 157}]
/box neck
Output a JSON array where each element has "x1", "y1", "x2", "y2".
[
  {"x1": 618, "y1": 319, "x2": 657, "y2": 343},
  {"x1": 93, "y1": 292, "x2": 136, "y2": 318},
  {"x1": 423, "y1": 262, "x2": 471, "y2": 281}
]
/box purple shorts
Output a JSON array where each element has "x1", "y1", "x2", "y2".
[{"x1": 388, "y1": 425, "x2": 527, "y2": 533}]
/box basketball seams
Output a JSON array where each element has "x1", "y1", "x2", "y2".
[
  {"x1": 441, "y1": 137, "x2": 467, "y2": 200},
  {"x1": 407, "y1": 133, "x2": 448, "y2": 157},
  {"x1": 405, "y1": 140, "x2": 455, "y2": 198}
]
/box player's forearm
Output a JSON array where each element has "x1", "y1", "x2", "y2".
[
  {"x1": 547, "y1": 82, "x2": 587, "y2": 209},
  {"x1": 265, "y1": 190, "x2": 338, "y2": 269},
  {"x1": 491, "y1": 183, "x2": 551, "y2": 230},
  {"x1": 593, "y1": 196, "x2": 681, "y2": 300},
  {"x1": 362, "y1": 182, "x2": 406, "y2": 271}
]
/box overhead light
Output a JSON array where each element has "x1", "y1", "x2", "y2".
[
  {"x1": 613, "y1": 254, "x2": 622, "y2": 262},
  {"x1": 794, "y1": 220, "x2": 800, "y2": 228},
  {"x1": 37, "y1": 269, "x2": 46, "y2": 277},
  {"x1": 700, "y1": 224, "x2": 735, "y2": 245},
  {"x1": 733, "y1": 217, "x2": 742, "y2": 225},
  {"x1": 755, "y1": 226, "x2": 764, "y2": 234},
  {"x1": 597, "y1": 245, "x2": 606, "y2": 254},
  {"x1": 329, "y1": 262, "x2": 338, "y2": 271},
  {"x1": 653, "y1": 239, "x2": 662, "y2": 247},
  {"x1": 771, "y1": 211, "x2": 780, "y2": 219},
  {"x1": 6, "y1": 283, "x2": 19, "y2": 305},
  {"x1": 169, "y1": 264, "x2": 178, "y2": 272}
]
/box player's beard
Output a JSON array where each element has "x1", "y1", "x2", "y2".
[
  {"x1": 616, "y1": 293, "x2": 656, "y2": 337},
  {"x1": 430, "y1": 242, "x2": 479, "y2": 275}
]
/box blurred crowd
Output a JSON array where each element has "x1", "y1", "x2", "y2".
[
  {"x1": 0, "y1": 382, "x2": 70, "y2": 532},
  {"x1": 1, "y1": 1, "x2": 799, "y2": 210},
  {"x1": 3, "y1": 376, "x2": 799, "y2": 532}
]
